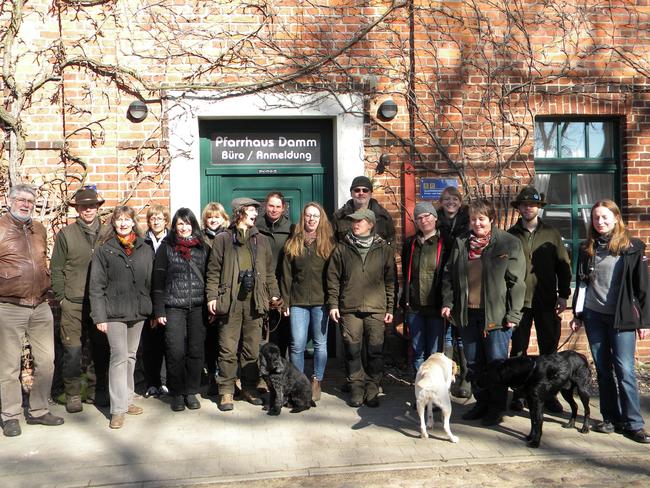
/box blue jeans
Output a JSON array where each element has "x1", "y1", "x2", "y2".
[
  {"x1": 459, "y1": 311, "x2": 512, "y2": 412},
  {"x1": 407, "y1": 311, "x2": 445, "y2": 371},
  {"x1": 290, "y1": 306, "x2": 328, "y2": 381},
  {"x1": 583, "y1": 308, "x2": 645, "y2": 431}
]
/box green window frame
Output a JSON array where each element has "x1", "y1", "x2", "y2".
[{"x1": 533, "y1": 118, "x2": 620, "y2": 276}]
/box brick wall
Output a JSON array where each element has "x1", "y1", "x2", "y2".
[{"x1": 3, "y1": 0, "x2": 650, "y2": 360}]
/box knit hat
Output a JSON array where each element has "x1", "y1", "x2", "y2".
[
  {"x1": 346, "y1": 208, "x2": 376, "y2": 224},
  {"x1": 349, "y1": 176, "x2": 373, "y2": 191},
  {"x1": 511, "y1": 186, "x2": 547, "y2": 208},
  {"x1": 413, "y1": 202, "x2": 438, "y2": 220}
]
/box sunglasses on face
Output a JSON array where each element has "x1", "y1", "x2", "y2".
[{"x1": 353, "y1": 187, "x2": 370, "y2": 194}]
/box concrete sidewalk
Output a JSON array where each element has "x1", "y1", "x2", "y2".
[{"x1": 2, "y1": 376, "x2": 650, "y2": 488}]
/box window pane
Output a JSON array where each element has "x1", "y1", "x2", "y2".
[
  {"x1": 577, "y1": 174, "x2": 614, "y2": 203},
  {"x1": 588, "y1": 122, "x2": 614, "y2": 158},
  {"x1": 541, "y1": 209, "x2": 572, "y2": 248},
  {"x1": 560, "y1": 122, "x2": 586, "y2": 158},
  {"x1": 534, "y1": 173, "x2": 570, "y2": 204},
  {"x1": 534, "y1": 122, "x2": 558, "y2": 158}
]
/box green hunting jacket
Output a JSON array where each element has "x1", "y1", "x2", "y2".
[
  {"x1": 280, "y1": 240, "x2": 330, "y2": 308},
  {"x1": 508, "y1": 218, "x2": 572, "y2": 308},
  {"x1": 441, "y1": 228, "x2": 526, "y2": 331},
  {"x1": 326, "y1": 233, "x2": 395, "y2": 314}
]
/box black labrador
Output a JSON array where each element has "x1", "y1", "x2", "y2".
[
  {"x1": 259, "y1": 342, "x2": 315, "y2": 415},
  {"x1": 475, "y1": 350, "x2": 591, "y2": 448}
]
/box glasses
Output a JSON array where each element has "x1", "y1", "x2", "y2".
[
  {"x1": 415, "y1": 213, "x2": 435, "y2": 221},
  {"x1": 149, "y1": 216, "x2": 166, "y2": 222},
  {"x1": 13, "y1": 197, "x2": 35, "y2": 206},
  {"x1": 352, "y1": 187, "x2": 370, "y2": 194},
  {"x1": 305, "y1": 214, "x2": 321, "y2": 220},
  {"x1": 115, "y1": 218, "x2": 133, "y2": 224}
]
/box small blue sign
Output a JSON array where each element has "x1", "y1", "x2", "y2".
[{"x1": 419, "y1": 178, "x2": 458, "y2": 201}]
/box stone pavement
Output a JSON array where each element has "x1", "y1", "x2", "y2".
[{"x1": 2, "y1": 375, "x2": 650, "y2": 488}]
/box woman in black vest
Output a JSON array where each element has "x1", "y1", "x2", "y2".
[{"x1": 152, "y1": 208, "x2": 208, "y2": 412}]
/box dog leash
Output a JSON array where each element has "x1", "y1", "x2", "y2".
[{"x1": 556, "y1": 329, "x2": 576, "y2": 351}]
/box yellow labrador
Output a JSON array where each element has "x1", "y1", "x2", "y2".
[{"x1": 415, "y1": 352, "x2": 458, "y2": 442}]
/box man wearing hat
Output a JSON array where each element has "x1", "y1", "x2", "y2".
[
  {"x1": 206, "y1": 197, "x2": 282, "y2": 411},
  {"x1": 331, "y1": 176, "x2": 396, "y2": 247},
  {"x1": 50, "y1": 185, "x2": 110, "y2": 413},
  {"x1": 400, "y1": 202, "x2": 445, "y2": 373},
  {"x1": 507, "y1": 186, "x2": 572, "y2": 412},
  {"x1": 327, "y1": 208, "x2": 395, "y2": 407}
]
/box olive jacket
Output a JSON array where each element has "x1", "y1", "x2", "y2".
[
  {"x1": 441, "y1": 228, "x2": 526, "y2": 331},
  {"x1": 280, "y1": 240, "x2": 330, "y2": 308},
  {"x1": 89, "y1": 236, "x2": 154, "y2": 324},
  {"x1": 508, "y1": 218, "x2": 572, "y2": 308},
  {"x1": 205, "y1": 225, "x2": 280, "y2": 316},
  {"x1": 326, "y1": 234, "x2": 395, "y2": 314}
]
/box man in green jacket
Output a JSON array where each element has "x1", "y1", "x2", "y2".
[
  {"x1": 50, "y1": 186, "x2": 109, "y2": 413},
  {"x1": 327, "y1": 209, "x2": 395, "y2": 408},
  {"x1": 507, "y1": 186, "x2": 572, "y2": 413},
  {"x1": 206, "y1": 197, "x2": 282, "y2": 411}
]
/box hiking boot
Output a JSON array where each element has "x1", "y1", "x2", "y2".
[
  {"x1": 348, "y1": 386, "x2": 364, "y2": 408},
  {"x1": 545, "y1": 397, "x2": 564, "y2": 414},
  {"x1": 241, "y1": 389, "x2": 263, "y2": 406},
  {"x1": 109, "y1": 414, "x2": 125, "y2": 429},
  {"x1": 185, "y1": 394, "x2": 201, "y2": 410},
  {"x1": 311, "y1": 377, "x2": 321, "y2": 402},
  {"x1": 462, "y1": 403, "x2": 488, "y2": 421},
  {"x1": 171, "y1": 395, "x2": 185, "y2": 412},
  {"x1": 144, "y1": 386, "x2": 160, "y2": 398},
  {"x1": 481, "y1": 411, "x2": 504, "y2": 426},
  {"x1": 66, "y1": 395, "x2": 83, "y2": 414},
  {"x1": 219, "y1": 394, "x2": 234, "y2": 411},
  {"x1": 3, "y1": 420, "x2": 21, "y2": 437},
  {"x1": 592, "y1": 420, "x2": 623, "y2": 434},
  {"x1": 127, "y1": 404, "x2": 143, "y2": 415},
  {"x1": 623, "y1": 428, "x2": 650, "y2": 444}
]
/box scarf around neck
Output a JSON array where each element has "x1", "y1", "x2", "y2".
[
  {"x1": 468, "y1": 232, "x2": 491, "y2": 260},
  {"x1": 117, "y1": 232, "x2": 137, "y2": 256},
  {"x1": 175, "y1": 236, "x2": 201, "y2": 260},
  {"x1": 347, "y1": 231, "x2": 374, "y2": 249}
]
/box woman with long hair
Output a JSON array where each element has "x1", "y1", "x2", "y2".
[
  {"x1": 151, "y1": 208, "x2": 209, "y2": 412},
  {"x1": 281, "y1": 202, "x2": 335, "y2": 401},
  {"x1": 571, "y1": 200, "x2": 650, "y2": 443},
  {"x1": 89, "y1": 206, "x2": 154, "y2": 429}
]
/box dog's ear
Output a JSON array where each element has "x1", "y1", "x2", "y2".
[
  {"x1": 259, "y1": 353, "x2": 269, "y2": 376},
  {"x1": 451, "y1": 360, "x2": 458, "y2": 378}
]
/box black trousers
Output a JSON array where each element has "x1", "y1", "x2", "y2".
[
  {"x1": 510, "y1": 301, "x2": 561, "y2": 357},
  {"x1": 163, "y1": 307, "x2": 206, "y2": 396}
]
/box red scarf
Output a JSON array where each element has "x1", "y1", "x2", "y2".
[
  {"x1": 117, "y1": 232, "x2": 137, "y2": 256},
  {"x1": 468, "y1": 232, "x2": 491, "y2": 260},
  {"x1": 175, "y1": 236, "x2": 201, "y2": 260}
]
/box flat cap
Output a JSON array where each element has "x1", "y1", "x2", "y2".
[
  {"x1": 346, "y1": 208, "x2": 376, "y2": 224},
  {"x1": 231, "y1": 197, "x2": 261, "y2": 211}
]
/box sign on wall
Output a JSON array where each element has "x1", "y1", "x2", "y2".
[
  {"x1": 211, "y1": 133, "x2": 321, "y2": 165},
  {"x1": 419, "y1": 178, "x2": 458, "y2": 200}
]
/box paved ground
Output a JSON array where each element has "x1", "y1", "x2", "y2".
[{"x1": 2, "y1": 374, "x2": 650, "y2": 488}]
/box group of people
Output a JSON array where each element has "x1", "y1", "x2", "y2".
[{"x1": 1, "y1": 177, "x2": 649, "y2": 445}]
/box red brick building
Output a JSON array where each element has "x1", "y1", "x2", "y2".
[{"x1": 2, "y1": 0, "x2": 650, "y2": 359}]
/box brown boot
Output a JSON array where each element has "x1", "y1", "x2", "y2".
[
  {"x1": 311, "y1": 377, "x2": 321, "y2": 402},
  {"x1": 127, "y1": 404, "x2": 143, "y2": 415},
  {"x1": 66, "y1": 395, "x2": 83, "y2": 414},
  {"x1": 241, "y1": 389, "x2": 263, "y2": 406},
  {"x1": 218, "y1": 393, "x2": 234, "y2": 411},
  {"x1": 109, "y1": 414, "x2": 125, "y2": 429}
]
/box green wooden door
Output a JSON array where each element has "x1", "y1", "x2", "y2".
[{"x1": 199, "y1": 118, "x2": 333, "y2": 218}]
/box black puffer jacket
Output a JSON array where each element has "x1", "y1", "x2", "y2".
[{"x1": 151, "y1": 238, "x2": 208, "y2": 317}]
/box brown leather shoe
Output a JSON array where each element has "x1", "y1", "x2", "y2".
[
  {"x1": 241, "y1": 389, "x2": 263, "y2": 406},
  {"x1": 218, "y1": 394, "x2": 234, "y2": 411},
  {"x1": 127, "y1": 404, "x2": 143, "y2": 415},
  {"x1": 311, "y1": 377, "x2": 321, "y2": 402},
  {"x1": 109, "y1": 414, "x2": 125, "y2": 429}
]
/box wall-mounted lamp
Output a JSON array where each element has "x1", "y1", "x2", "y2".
[
  {"x1": 376, "y1": 154, "x2": 390, "y2": 175},
  {"x1": 377, "y1": 99, "x2": 398, "y2": 121},
  {"x1": 127, "y1": 100, "x2": 148, "y2": 123}
]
